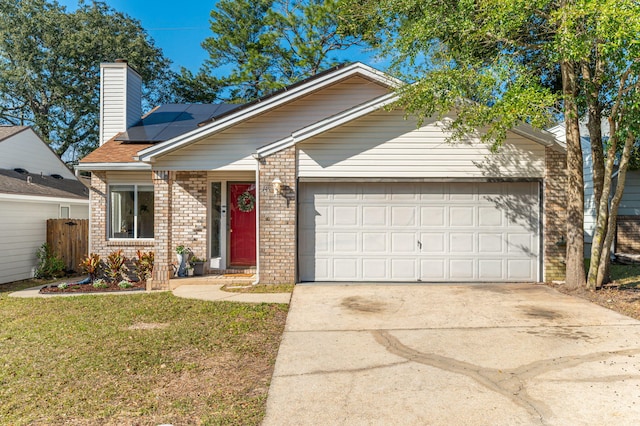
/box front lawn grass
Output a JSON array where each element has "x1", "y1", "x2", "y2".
[
  {"x1": 221, "y1": 283, "x2": 294, "y2": 294},
  {"x1": 0, "y1": 280, "x2": 288, "y2": 425}
]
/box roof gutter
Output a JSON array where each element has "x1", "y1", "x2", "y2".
[{"x1": 75, "y1": 162, "x2": 152, "y2": 171}]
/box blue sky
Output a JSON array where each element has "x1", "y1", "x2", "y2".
[
  {"x1": 58, "y1": 0, "x2": 219, "y2": 72},
  {"x1": 57, "y1": 0, "x2": 381, "y2": 74}
]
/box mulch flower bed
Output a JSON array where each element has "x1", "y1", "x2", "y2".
[{"x1": 39, "y1": 280, "x2": 146, "y2": 294}]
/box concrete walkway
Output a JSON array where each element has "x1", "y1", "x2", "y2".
[
  {"x1": 263, "y1": 283, "x2": 640, "y2": 425},
  {"x1": 9, "y1": 282, "x2": 290, "y2": 304}
]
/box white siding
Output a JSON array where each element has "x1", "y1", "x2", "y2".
[
  {"x1": 619, "y1": 170, "x2": 640, "y2": 216},
  {"x1": 126, "y1": 66, "x2": 142, "y2": 130},
  {"x1": 153, "y1": 76, "x2": 391, "y2": 170},
  {"x1": 106, "y1": 171, "x2": 153, "y2": 184},
  {"x1": 0, "y1": 128, "x2": 75, "y2": 179},
  {"x1": 0, "y1": 198, "x2": 88, "y2": 284},
  {"x1": 298, "y1": 111, "x2": 546, "y2": 178},
  {"x1": 100, "y1": 63, "x2": 142, "y2": 145}
]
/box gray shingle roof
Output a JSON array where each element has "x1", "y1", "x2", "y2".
[
  {"x1": 0, "y1": 169, "x2": 88, "y2": 199},
  {"x1": 0, "y1": 126, "x2": 29, "y2": 143}
]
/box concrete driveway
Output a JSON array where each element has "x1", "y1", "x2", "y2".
[{"x1": 263, "y1": 284, "x2": 640, "y2": 425}]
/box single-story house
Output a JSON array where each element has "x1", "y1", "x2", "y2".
[
  {"x1": 548, "y1": 121, "x2": 640, "y2": 256},
  {"x1": 0, "y1": 126, "x2": 89, "y2": 284},
  {"x1": 77, "y1": 60, "x2": 567, "y2": 289}
]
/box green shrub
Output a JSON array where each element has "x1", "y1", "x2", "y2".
[
  {"x1": 105, "y1": 250, "x2": 128, "y2": 282},
  {"x1": 118, "y1": 280, "x2": 133, "y2": 289},
  {"x1": 92, "y1": 279, "x2": 108, "y2": 289},
  {"x1": 35, "y1": 243, "x2": 65, "y2": 279},
  {"x1": 80, "y1": 253, "x2": 102, "y2": 281},
  {"x1": 133, "y1": 250, "x2": 154, "y2": 282}
]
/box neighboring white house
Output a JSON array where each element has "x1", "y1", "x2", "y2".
[
  {"x1": 549, "y1": 121, "x2": 640, "y2": 256},
  {"x1": 0, "y1": 126, "x2": 89, "y2": 284}
]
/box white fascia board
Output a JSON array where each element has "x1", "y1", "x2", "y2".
[
  {"x1": 256, "y1": 92, "x2": 399, "y2": 158},
  {"x1": 512, "y1": 124, "x2": 566, "y2": 152},
  {"x1": 0, "y1": 192, "x2": 89, "y2": 204},
  {"x1": 137, "y1": 63, "x2": 401, "y2": 162},
  {"x1": 74, "y1": 162, "x2": 151, "y2": 171}
]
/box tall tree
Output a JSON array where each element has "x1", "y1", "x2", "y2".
[
  {"x1": 339, "y1": 0, "x2": 640, "y2": 290},
  {"x1": 0, "y1": 0, "x2": 175, "y2": 162},
  {"x1": 175, "y1": 0, "x2": 361, "y2": 103}
]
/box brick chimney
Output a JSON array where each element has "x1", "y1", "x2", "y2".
[{"x1": 99, "y1": 59, "x2": 142, "y2": 146}]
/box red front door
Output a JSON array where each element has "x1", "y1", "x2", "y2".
[{"x1": 229, "y1": 183, "x2": 256, "y2": 266}]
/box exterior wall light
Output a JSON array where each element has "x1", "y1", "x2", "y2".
[{"x1": 272, "y1": 177, "x2": 282, "y2": 195}]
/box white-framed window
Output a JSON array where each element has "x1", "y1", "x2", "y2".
[
  {"x1": 109, "y1": 184, "x2": 154, "y2": 239},
  {"x1": 60, "y1": 205, "x2": 70, "y2": 219}
]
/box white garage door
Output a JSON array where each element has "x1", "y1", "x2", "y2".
[{"x1": 298, "y1": 181, "x2": 540, "y2": 282}]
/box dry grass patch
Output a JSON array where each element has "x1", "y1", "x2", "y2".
[{"x1": 0, "y1": 279, "x2": 288, "y2": 425}]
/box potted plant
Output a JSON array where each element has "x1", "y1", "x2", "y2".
[{"x1": 190, "y1": 256, "x2": 206, "y2": 276}]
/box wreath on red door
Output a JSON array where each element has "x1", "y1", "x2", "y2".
[{"x1": 237, "y1": 191, "x2": 256, "y2": 213}]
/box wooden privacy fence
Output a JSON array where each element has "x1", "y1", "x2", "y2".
[{"x1": 47, "y1": 219, "x2": 88, "y2": 274}]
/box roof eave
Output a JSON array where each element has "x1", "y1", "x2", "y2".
[
  {"x1": 256, "y1": 92, "x2": 399, "y2": 158},
  {"x1": 137, "y1": 63, "x2": 401, "y2": 162},
  {"x1": 74, "y1": 162, "x2": 151, "y2": 172}
]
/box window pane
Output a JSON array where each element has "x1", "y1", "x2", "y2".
[
  {"x1": 137, "y1": 187, "x2": 154, "y2": 238},
  {"x1": 60, "y1": 206, "x2": 70, "y2": 219},
  {"x1": 110, "y1": 185, "x2": 134, "y2": 238},
  {"x1": 211, "y1": 182, "x2": 221, "y2": 257}
]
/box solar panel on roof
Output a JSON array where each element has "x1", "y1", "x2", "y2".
[{"x1": 115, "y1": 103, "x2": 240, "y2": 143}]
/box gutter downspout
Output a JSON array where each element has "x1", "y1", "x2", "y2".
[{"x1": 252, "y1": 153, "x2": 261, "y2": 285}]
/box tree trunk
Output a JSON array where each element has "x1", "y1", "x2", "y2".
[
  {"x1": 596, "y1": 132, "x2": 635, "y2": 287},
  {"x1": 562, "y1": 60, "x2": 586, "y2": 290}
]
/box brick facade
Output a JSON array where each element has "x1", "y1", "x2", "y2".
[
  {"x1": 88, "y1": 147, "x2": 566, "y2": 287},
  {"x1": 149, "y1": 170, "x2": 173, "y2": 289},
  {"x1": 258, "y1": 146, "x2": 297, "y2": 284},
  {"x1": 616, "y1": 216, "x2": 640, "y2": 254},
  {"x1": 171, "y1": 172, "x2": 208, "y2": 263},
  {"x1": 543, "y1": 147, "x2": 567, "y2": 281}
]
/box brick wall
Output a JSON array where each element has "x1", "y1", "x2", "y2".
[
  {"x1": 149, "y1": 170, "x2": 173, "y2": 289},
  {"x1": 616, "y1": 216, "x2": 640, "y2": 254},
  {"x1": 543, "y1": 147, "x2": 567, "y2": 281},
  {"x1": 258, "y1": 146, "x2": 297, "y2": 284},
  {"x1": 171, "y1": 171, "x2": 208, "y2": 263}
]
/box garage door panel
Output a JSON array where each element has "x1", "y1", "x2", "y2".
[
  {"x1": 420, "y1": 259, "x2": 445, "y2": 280},
  {"x1": 334, "y1": 258, "x2": 358, "y2": 279},
  {"x1": 391, "y1": 206, "x2": 416, "y2": 226},
  {"x1": 362, "y1": 259, "x2": 388, "y2": 279},
  {"x1": 362, "y1": 232, "x2": 387, "y2": 252},
  {"x1": 421, "y1": 206, "x2": 445, "y2": 226},
  {"x1": 299, "y1": 181, "x2": 539, "y2": 282},
  {"x1": 479, "y1": 259, "x2": 503, "y2": 279},
  {"x1": 478, "y1": 233, "x2": 503, "y2": 253},
  {"x1": 450, "y1": 259, "x2": 474, "y2": 279},
  {"x1": 421, "y1": 232, "x2": 445, "y2": 253},
  {"x1": 478, "y1": 206, "x2": 503, "y2": 226},
  {"x1": 392, "y1": 233, "x2": 417, "y2": 252},
  {"x1": 363, "y1": 206, "x2": 387, "y2": 225},
  {"x1": 334, "y1": 232, "x2": 358, "y2": 252},
  {"x1": 420, "y1": 184, "x2": 446, "y2": 200},
  {"x1": 507, "y1": 259, "x2": 534, "y2": 279},
  {"x1": 450, "y1": 233, "x2": 474, "y2": 253},
  {"x1": 450, "y1": 207, "x2": 474, "y2": 226},
  {"x1": 334, "y1": 206, "x2": 358, "y2": 225},
  {"x1": 390, "y1": 259, "x2": 417, "y2": 279}
]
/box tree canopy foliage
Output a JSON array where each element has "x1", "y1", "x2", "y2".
[
  {"x1": 339, "y1": 0, "x2": 640, "y2": 290},
  {"x1": 0, "y1": 0, "x2": 175, "y2": 162},
  {"x1": 174, "y1": 0, "x2": 361, "y2": 103}
]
